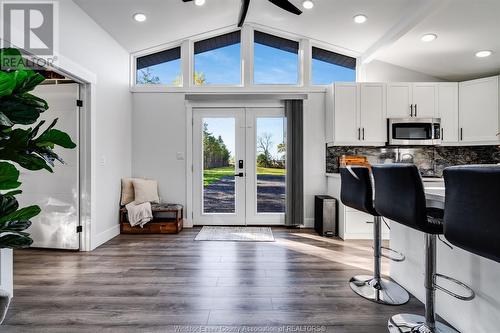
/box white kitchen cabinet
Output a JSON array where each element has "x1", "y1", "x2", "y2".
[
  {"x1": 328, "y1": 83, "x2": 386, "y2": 146},
  {"x1": 438, "y1": 83, "x2": 459, "y2": 144},
  {"x1": 387, "y1": 83, "x2": 438, "y2": 118},
  {"x1": 360, "y1": 83, "x2": 387, "y2": 143},
  {"x1": 334, "y1": 83, "x2": 358, "y2": 144},
  {"x1": 326, "y1": 174, "x2": 389, "y2": 240},
  {"x1": 459, "y1": 76, "x2": 500, "y2": 145},
  {"x1": 412, "y1": 83, "x2": 438, "y2": 118},
  {"x1": 387, "y1": 83, "x2": 412, "y2": 118}
]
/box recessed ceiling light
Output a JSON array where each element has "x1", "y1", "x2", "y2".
[
  {"x1": 353, "y1": 14, "x2": 367, "y2": 24},
  {"x1": 421, "y1": 33, "x2": 437, "y2": 42},
  {"x1": 475, "y1": 50, "x2": 492, "y2": 58},
  {"x1": 194, "y1": 0, "x2": 206, "y2": 6},
  {"x1": 302, "y1": 0, "x2": 314, "y2": 9},
  {"x1": 133, "y1": 13, "x2": 146, "y2": 22}
]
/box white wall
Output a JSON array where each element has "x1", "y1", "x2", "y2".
[
  {"x1": 57, "y1": 0, "x2": 132, "y2": 249},
  {"x1": 131, "y1": 91, "x2": 326, "y2": 228},
  {"x1": 360, "y1": 60, "x2": 442, "y2": 82},
  {"x1": 131, "y1": 93, "x2": 187, "y2": 207},
  {"x1": 303, "y1": 93, "x2": 327, "y2": 227}
]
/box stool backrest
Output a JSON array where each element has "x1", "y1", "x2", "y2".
[
  {"x1": 340, "y1": 166, "x2": 378, "y2": 216},
  {"x1": 372, "y1": 164, "x2": 431, "y2": 233},
  {"x1": 443, "y1": 165, "x2": 500, "y2": 264}
]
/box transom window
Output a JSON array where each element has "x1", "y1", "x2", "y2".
[
  {"x1": 133, "y1": 29, "x2": 358, "y2": 87},
  {"x1": 254, "y1": 31, "x2": 299, "y2": 85},
  {"x1": 193, "y1": 31, "x2": 241, "y2": 85},
  {"x1": 136, "y1": 46, "x2": 181, "y2": 85},
  {"x1": 312, "y1": 46, "x2": 356, "y2": 85}
]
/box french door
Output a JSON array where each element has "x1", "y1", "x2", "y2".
[{"x1": 193, "y1": 107, "x2": 286, "y2": 226}]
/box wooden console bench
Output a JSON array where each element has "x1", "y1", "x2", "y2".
[{"x1": 120, "y1": 203, "x2": 183, "y2": 234}]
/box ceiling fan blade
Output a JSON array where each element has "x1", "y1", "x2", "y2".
[
  {"x1": 238, "y1": 0, "x2": 250, "y2": 27},
  {"x1": 268, "y1": 0, "x2": 302, "y2": 15}
]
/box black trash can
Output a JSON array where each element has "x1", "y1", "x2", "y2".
[{"x1": 314, "y1": 195, "x2": 337, "y2": 237}]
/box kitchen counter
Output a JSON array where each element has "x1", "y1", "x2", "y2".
[{"x1": 390, "y1": 182, "x2": 500, "y2": 333}]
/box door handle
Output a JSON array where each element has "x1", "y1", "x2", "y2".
[
  {"x1": 414, "y1": 104, "x2": 417, "y2": 117},
  {"x1": 410, "y1": 104, "x2": 414, "y2": 117},
  {"x1": 234, "y1": 172, "x2": 244, "y2": 177}
]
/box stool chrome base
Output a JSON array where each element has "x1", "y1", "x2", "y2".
[
  {"x1": 388, "y1": 314, "x2": 458, "y2": 333},
  {"x1": 349, "y1": 275, "x2": 410, "y2": 305}
]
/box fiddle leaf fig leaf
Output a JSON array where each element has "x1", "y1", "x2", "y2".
[
  {"x1": 0, "y1": 220, "x2": 31, "y2": 232},
  {"x1": 37, "y1": 129, "x2": 77, "y2": 149},
  {"x1": 0, "y1": 161, "x2": 21, "y2": 190},
  {"x1": 0, "y1": 71, "x2": 16, "y2": 97},
  {"x1": 0, "y1": 233, "x2": 33, "y2": 248},
  {"x1": 2, "y1": 190, "x2": 22, "y2": 197},
  {"x1": 0, "y1": 205, "x2": 41, "y2": 224},
  {"x1": 0, "y1": 194, "x2": 19, "y2": 217}
]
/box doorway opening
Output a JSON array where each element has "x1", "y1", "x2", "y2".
[{"x1": 192, "y1": 107, "x2": 286, "y2": 226}]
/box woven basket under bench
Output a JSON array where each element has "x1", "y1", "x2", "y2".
[{"x1": 120, "y1": 203, "x2": 183, "y2": 234}]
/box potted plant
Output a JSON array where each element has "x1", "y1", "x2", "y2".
[{"x1": 0, "y1": 48, "x2": 76, "y2": 324}]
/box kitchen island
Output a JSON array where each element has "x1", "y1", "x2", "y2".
[{"x1": 391, "y1": 184, "x2": 500, "y2": 333}]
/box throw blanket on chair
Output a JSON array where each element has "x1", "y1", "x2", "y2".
[{"x1": 125, "y1": 202, "x2": 153, "y2": 227}]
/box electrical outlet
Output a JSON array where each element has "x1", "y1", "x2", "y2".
[{"x1": 176, "y1": 152, "x2": 184, "y2": 160}]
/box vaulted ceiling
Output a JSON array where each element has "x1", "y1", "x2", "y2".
[{"x1": 74, "y1": 0, "x2": 500, "y2": 80}]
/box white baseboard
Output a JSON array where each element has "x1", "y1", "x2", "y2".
[
  {"x1": 303, "y1": 217, "x2": 314, "y2": 228},
  {"x1": 92, "y1": 225, "x2": 120, "y2": 250}
]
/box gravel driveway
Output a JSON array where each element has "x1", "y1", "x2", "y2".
[{"x1": 203, "y1": 175, "x2": 285, "y2": 213}]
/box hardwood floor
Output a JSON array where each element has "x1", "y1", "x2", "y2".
[{"x1": 3, "y1": 228, "x2": 425, "y2": 332}]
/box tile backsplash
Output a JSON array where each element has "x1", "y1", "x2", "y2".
[{"x1": 326, "y1": 145, "x2": 500, "y2": 177}]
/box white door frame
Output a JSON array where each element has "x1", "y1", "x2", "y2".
[
  {"x1": 185, "y1": 99, "x2": 284, "y2": 228},
  {"x1": 32, "y1": 54, "x2": 95, "y2": 251}
]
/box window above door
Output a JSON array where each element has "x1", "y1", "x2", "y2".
[{"x1": 132, "y1": 25, "x2": 358, "y2": 90}]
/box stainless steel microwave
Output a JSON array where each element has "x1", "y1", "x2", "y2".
[{"x1": 388, "y1": 118, "x2": 441, "y2": 145}]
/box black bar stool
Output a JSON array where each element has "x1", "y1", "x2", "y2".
[
  {"x1": 340, "y1": 166, "x2": 409, "y2": 305},
  {"x1": 372, "y1": 164, "x2": 474, "y2": 333},
  {"x1": 443, "y1": 165, "x2": 500, "y2": 263}
]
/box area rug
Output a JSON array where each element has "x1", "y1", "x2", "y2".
[{"x1": 194, "y1": 226, "x2": 275, "y2": 242}]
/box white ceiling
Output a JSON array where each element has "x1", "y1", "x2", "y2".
[
  {"x1": 74, "y1": 0, "x2": 500, "y2": 80},
  {"x1": 376, "y1": 0, "x2": 500, "y2": 81}
]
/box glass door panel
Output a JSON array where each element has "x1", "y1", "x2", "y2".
[
  {"x1": 193, "y1": 109, "x2": 245, "y2": 225},
  {"x1": 202, "y1": 118, "x2": 236, "y2": 214},
  {"x1": 256, "y1": 117, "x2": 286, "y2": 213}
]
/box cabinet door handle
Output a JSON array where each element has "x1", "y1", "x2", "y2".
[
  {"x1": 414, "y1": 104, "x2": 417, "y2": 117},
  {"x1": 441, "y1": 128, "x2": 444, "y2": 140},
  {"x1": 410, "y1": 104, "x2": 414, "y2": 117},
  {"x1": 358, "y1": 128, "x2": 361, "y2": 140},
  {"x1": 460, "y1": 128, "x2": 463, "y2": 141},
  {"x1": 362, "y1": 128, "x2": 365, "y2": 140}
]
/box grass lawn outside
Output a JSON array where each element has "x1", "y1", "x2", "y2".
[{"x1": 203, "y1": 166, "x2": 286, "y2": 186}]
